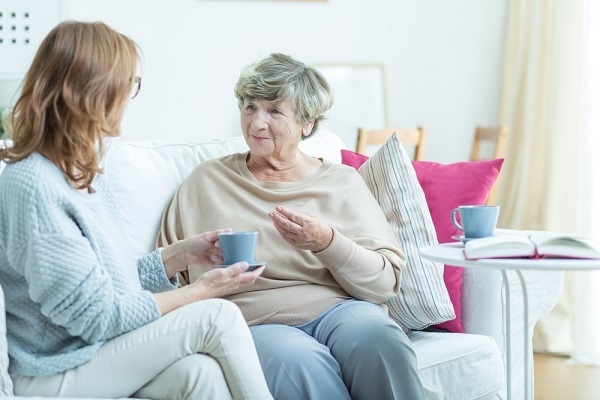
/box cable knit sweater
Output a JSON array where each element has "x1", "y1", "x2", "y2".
[{"x1": 0, "y1": 152, "x2": 177, "y2": 376}]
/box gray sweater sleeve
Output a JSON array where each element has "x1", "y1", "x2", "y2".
[
  {"x1": 137, "y1": 248, "x2": 179, "y2": 293},
  {"x1": 21, "y1": 218, "x2": 161, "y2": 344}
]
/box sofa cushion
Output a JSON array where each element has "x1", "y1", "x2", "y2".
[
  {"x1": 411, "y1": 158, "x2": 503, "y2": 333},
  {"x1": 342, "y1": 148, "x2": 503, "y2": 332},
  {"x1": 341, "y1": 149, "x2": 369, "y2": 169},
  {"x1": 102, "y1": 137, "x2": 250, "y2": 258},
  {"x1": 357, "y1": 134, "x2": 455, "y2": 331},
  {"x1": 0, "y1": 285, "x2": 14, "y2": 396},
  {"x1": 409, "y1": 330, "x2": 504, "y2": 399}
]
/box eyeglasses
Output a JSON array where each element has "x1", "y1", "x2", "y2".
[{"x1": 131, "y1": 76, "x2": 142, "y2": 99}]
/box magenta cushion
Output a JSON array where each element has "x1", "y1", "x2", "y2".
[
  {"x1": 341, "y1": 149, "x2": 504, "y2": 332},
  {"x1": 341, "y1": 150, "x2": 369, "y2": 169}
]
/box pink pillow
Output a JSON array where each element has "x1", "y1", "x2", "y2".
[
  {"x1": 341, "y1": 150, "x2": 369, "y2": 169},
  {"x1": 341, "y1": 149, "x2": 504, "y2": 332}
]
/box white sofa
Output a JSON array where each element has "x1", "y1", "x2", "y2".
[{"x1": 0, "y1": 131, "x2": 563, "y2": 399}]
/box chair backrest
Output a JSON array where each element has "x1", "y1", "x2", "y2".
[
  {"x1": 356, "y1": 127, "x2": 426, "y2": 160},
  {"x1": 470, "y1": 125, "x2": 508, "y2": 161},
  {"x1": 470, "y1": 125, "x2": 508, "y2": 205}
]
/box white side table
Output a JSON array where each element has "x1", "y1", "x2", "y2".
[{"x1": 420, "y1": 240, "x2": 600, "y2": 400}]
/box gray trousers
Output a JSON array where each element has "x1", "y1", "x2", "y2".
[{"x1": 250, "y1": 300, "x2": 424, "y2": 400}]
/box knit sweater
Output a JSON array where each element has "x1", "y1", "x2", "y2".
[
  {"x1": 0, "y1": 152, "x2": 177, "y2": 376},
  {"x1": 158, "y1": 152, "x2": 405, "y2": 326}
]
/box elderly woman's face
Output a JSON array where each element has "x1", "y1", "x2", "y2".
[{"x1": 241, "y1": 98, "x2": 313, "y2": 159}]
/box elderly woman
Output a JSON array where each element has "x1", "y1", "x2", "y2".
[
  {"x1": 158, "y1": 53, "x2": 424, "y2": 400},
  {"x1": 0, "y1": 21, "x2": 271, "y2": 400}
]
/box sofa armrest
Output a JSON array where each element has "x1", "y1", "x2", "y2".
[{"x1": 461, "y1": 267, "x2": 563, "y2": 399}]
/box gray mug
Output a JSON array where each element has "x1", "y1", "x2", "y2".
[
  {"x1": 218, "y1": 231, "x2": 258, "y2": 265},
  {"x1": 451, "y1": 205, "x2": 499, "y2": 239}
]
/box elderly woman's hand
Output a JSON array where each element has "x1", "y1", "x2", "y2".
[{"x1": 269, "y1": 205, "x2": 334, "y2": 252}]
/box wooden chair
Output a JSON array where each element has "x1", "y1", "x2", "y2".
[
  {"x1": 470, "y1": 125, "x2": 508, "y2": 162},
  {"x1": 470, "y1": 125, "x2": 509, "y2": 205},
  {"x1": 355, "y1": 127, "x2": 427, "y2": 160}
]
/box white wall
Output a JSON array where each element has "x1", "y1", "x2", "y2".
[{"x1": 62, "y1": 0, "x2": 504, "y2": 162}]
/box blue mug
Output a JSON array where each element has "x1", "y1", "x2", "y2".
[
  {"x1": 218, "y1": 231, "x2": 258, "y2": 265},
  {"x1": 451, "y1": 205, "x2": 499, "y2": 239}
]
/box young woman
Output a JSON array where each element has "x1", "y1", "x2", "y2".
[{"x1": 0, "y1": 21, "x2": 271, "y2": 400}]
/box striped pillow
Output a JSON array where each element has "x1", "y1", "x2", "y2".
[{"x1": 358, "y1": 133, "x2": 455, "y2": 330}]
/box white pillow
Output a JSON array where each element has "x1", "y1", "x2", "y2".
[
  {"x1": 0, "y1": 285, "x2": 14, "y2": 396},
  {"x1": 298, "y1": 129, "x2": 345, "y2": 164},
  {"x1": 101, "y1": 137, "x2": 250, "y2": 258},
  {"x1": 358, "y1": 133, "x2": 455, "y2": 330}
]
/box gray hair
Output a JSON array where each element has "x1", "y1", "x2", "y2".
[{"x1": 234, "y1": 53, "x2": 333, "y2": 138}]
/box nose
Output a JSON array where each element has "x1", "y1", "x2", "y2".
[{"x1": 250, "y1": 110, "x2": 269, "y2": 131}]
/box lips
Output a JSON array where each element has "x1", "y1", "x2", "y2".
[{"x1": 252, "y1": 135, "x2": 271, "y2": 141}]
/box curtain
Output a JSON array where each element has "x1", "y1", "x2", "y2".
[
  {"x1": 566, "y1": 0, "x2": 600, "y2": 365},
  {"x1": 498, "y1": 0, "x2": 600, "y2": 364}
]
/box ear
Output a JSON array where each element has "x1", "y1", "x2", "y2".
[{"x1": 302, "y1": 120, "x2": 315, "y2": 137}]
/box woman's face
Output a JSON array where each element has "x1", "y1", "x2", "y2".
[
  {"x1": 240, "y1": 98, "x2": 314, "y2": 160},
  {"x1": 109, "y1": 75, "x2": 140, "y2": 137}
]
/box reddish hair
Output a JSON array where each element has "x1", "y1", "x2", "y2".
[{"x1": 0, "y1": 21, "x2": 139, "y2": 189}]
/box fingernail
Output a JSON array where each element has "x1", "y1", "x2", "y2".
[{"x1": 240, "y1": 262, "x2": 249, "y2": 271}]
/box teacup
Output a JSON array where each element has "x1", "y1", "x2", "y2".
[
  {"x1": 218, "y1": 231, "x2": 258, "y2": 265},
  {"x1": 451, "y1": 205, "x2": 499, "y2": 239}
]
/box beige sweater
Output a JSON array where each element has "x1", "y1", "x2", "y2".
[{"x1": 158, "y1": 152, "x2": 405, "y2": 326}]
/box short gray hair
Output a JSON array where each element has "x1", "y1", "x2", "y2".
[{"x1": 234, "y1": 53, "x2": 333, "y2": 138}]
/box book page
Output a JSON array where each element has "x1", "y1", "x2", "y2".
[
  {"x1": 464, "y1": 234, "x2": 535, "y2": 259},
  {"x1": 531, "y1": 232, "x2": 600, "y2": 259}
]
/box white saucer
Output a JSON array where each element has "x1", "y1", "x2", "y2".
[
  {"x1": 451, "y1": 235, "x2": 479, "y2": 245},
  {"x1": 214, "y1": 261, "x2": 266, "y2": 271}
]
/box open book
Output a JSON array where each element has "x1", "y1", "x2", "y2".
[{"x1": 463, "y1": 232, "x2": 600, "y2": 260}]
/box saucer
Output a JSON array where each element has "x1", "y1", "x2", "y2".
[
  {"x1": 214, "y1": 261, "x2": 266, "y2": 271},
  {"x1": 451, "y1": 235, "x2": 479, "y2": 245}
]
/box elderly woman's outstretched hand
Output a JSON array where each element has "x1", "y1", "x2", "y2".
[{"x1": 269, "y1": 205, "x2": 334, "y2": 252}]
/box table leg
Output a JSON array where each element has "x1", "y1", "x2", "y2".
[
  {"x1": 501, "y1": 271, "x2": 512, "y2": 399},
  {"x1": 517, "y1": 270, "x2": 531, "y2": 400},
  {"x1": 502, "y1": 270, "x2": 532, "y2": 400}
]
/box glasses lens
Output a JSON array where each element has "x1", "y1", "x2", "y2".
[{"x1": 131, "y1": 76, "x2": 141, "y2": 99}]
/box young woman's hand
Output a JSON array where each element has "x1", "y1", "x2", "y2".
[
  {"x1": 162, "y1": 228, "x2": 231, "y2": 277},
  {"x1": 154, "y1": 261, "x2": 265, "y2": 315},
  {"x1": 183, "y1": 229, "x2": 231, "y2": 266},
  {"x1": 188, "y1": 263, "x2": 265, "y2": 300}
]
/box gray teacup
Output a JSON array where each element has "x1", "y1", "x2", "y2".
[
  {"x1": 451, "y1": 205, "x2": 499, "y2": 239},
  {"x1": 218, "y1": 231, "x2": 258, "y2": 265}
]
